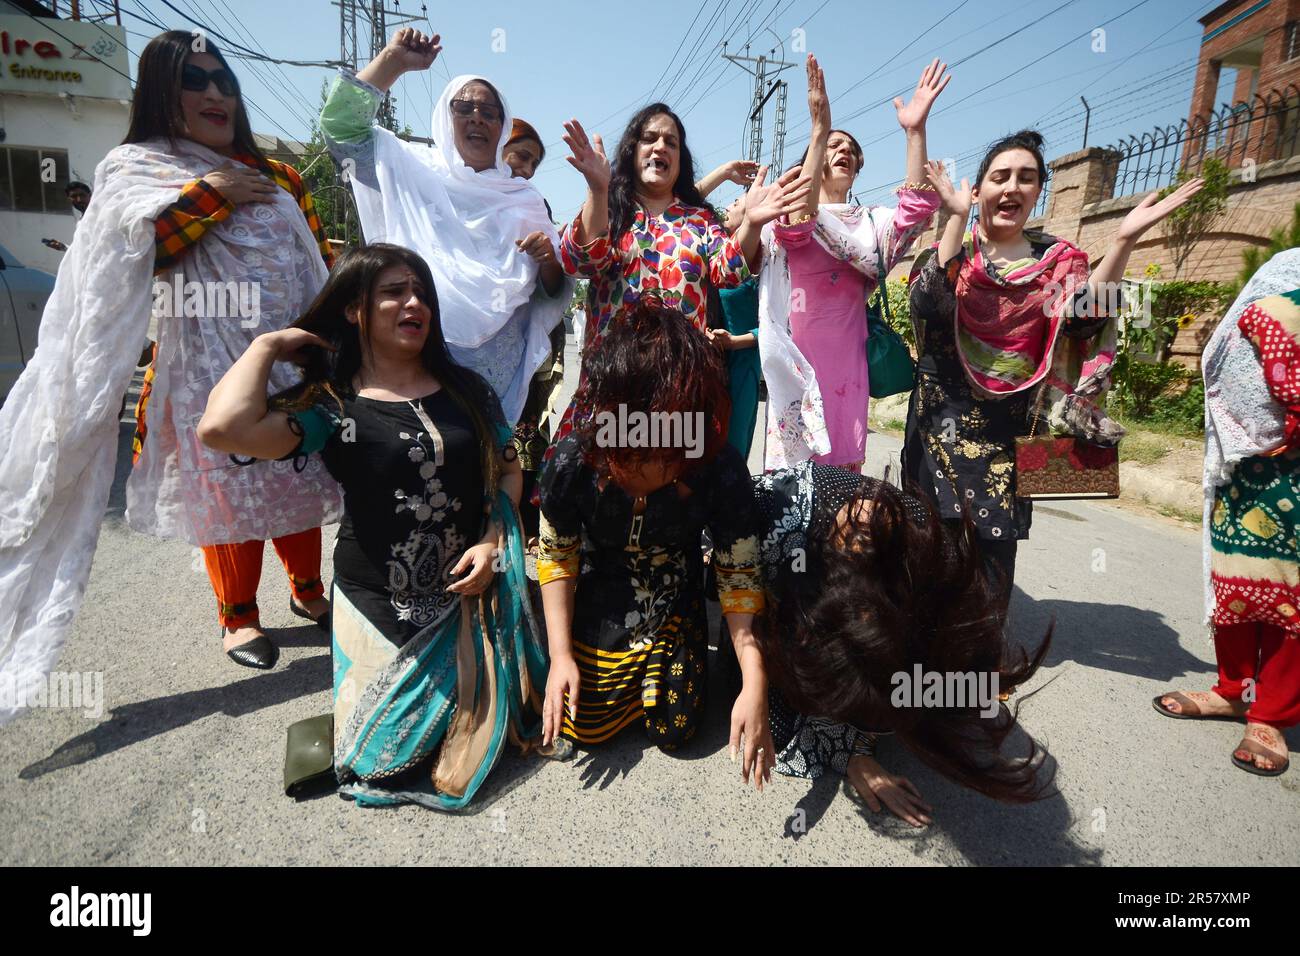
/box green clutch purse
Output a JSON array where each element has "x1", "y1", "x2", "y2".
[
  {"x1": 283, "y1": 713, "x2": 336, "y2": 797},
  {"x1": 866, "y1": 244, "x2": 916, "y2": 400}
]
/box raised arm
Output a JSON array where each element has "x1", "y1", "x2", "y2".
[
  {"x1": 696, "y1": 159, "x2": 759, "y2": 199},
  {"x1": 797, "y1": 53, "x2": 831, "y2": 222},
  {"x1": 894, "y1": 58, "x2": 950, "y2": 189},
  {"x1": 733, "y1": 165, "x2": 813, "y2": 272},
  {"x1": 356, "y1": 27, "x2": 441, "y2": 93},
  {"x1": 562, "y1": 119, "x2": 612, "y2": 246},
  {"x1": 1084, "y1": 178, "x2": 1206, "y2": 316},
  {"x1": 924, "y1": 159, "x2": 971, "y2": 267},
  {"x1": 198, "y1": 328, "x2": 332, "y2": 460}
]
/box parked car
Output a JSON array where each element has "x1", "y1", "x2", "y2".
[{"x1": 0, "y1": 242, "x2": 55, "y2": 406}]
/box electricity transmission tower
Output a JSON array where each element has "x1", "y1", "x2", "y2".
[
  {"x1": 333, "y1": 0, "x2": 423, "y2": 131},
  {"x1": 722, "y1": 41, "x2": 797, "y2": 172}
]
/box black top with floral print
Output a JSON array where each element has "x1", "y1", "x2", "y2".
[
  {"x1": 292, "y1": 389, "x2": 495, "y2": 645},
  {"x1": 902, "y1": 238, "x2": 1103, "y2": 541}
]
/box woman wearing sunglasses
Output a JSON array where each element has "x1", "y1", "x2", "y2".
[
  {"x1": 0, "y1": 31, "x2": 341, "y2": 711},
  {"x1": 319, "y1": 28, "x2": 571, "y2": 425}
]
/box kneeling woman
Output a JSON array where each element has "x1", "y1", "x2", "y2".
[
  {"x1": 198, "y1": 244, "x2": 547, "y2": 810},
  {"x1": 753, "y1": 465, "x2": 1053, "y2": 824},
  {"x1": 537, "y1": 299, "x2": 771, "y2": 774}
]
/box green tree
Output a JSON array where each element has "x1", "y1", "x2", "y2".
[{"x1": 1159, "y1": 155, "x2": 1230, "y2": 278}]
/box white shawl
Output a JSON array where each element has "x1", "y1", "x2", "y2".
[
  {"x1": 1200, "y1": 248, "x2": 1300, "y2": 625},
  {"x1": 0, "y1": 138, "x2": 340, "y2": 724},
  {"x1": 348, "y1": 74, "x2": 571, "y2": 423},
  {"x1": 758, "y1": 204, "x2": 892, "y2": 469}
]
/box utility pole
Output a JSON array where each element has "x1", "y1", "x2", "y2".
[
  {"x1": 333, "y1": 0, "x2": 423, "y2": 131},
  {"x1": 722, "y1": 43, "x2": 797, "y2": 167},
  {"x1": 771, "y1": 79, "x2": 788, "y2": 172}
]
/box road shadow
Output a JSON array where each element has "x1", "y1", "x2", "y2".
[
  {"x1": 18, "y1": 655, "x2": 330, "y2": 780},
  {"x1": 1006, "y1": 590, "x2": 1210, "y2": 684},
  {"x1": 860, "y1": 726, "x2": 1101, "y2": 865},
  {"x1": 105, "y1": 422, "x2": 136, "y2": 518}
]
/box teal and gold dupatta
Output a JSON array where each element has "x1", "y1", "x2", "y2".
[{"x1": 332, "y1": 488, "x2": 548, "y2": 811}]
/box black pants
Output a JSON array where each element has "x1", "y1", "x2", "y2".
[{"x1": 979, "y1": 536, "x2": 1018, "y2": 617}]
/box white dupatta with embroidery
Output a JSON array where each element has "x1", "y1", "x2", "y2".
[{"x1": 0, "y1": 138, "x2": 340, "y2": 724}]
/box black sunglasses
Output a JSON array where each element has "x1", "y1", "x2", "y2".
[
  {"x1": 181, "y1": 63, "x2": 239, "y2": 97},
  {"x1": 448, "y1": 99, "x2": 503, "y2": 123}
]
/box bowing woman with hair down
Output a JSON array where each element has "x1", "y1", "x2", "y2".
[
  {"x1": 0, "y1": 31, "x2": 340, "y2": 704},
  {"x1": 319, "y1": 28, "x2": 570, "y2": 424},
  {"x1": 754, "y1": 462, "x2": 1054, "y2": 825},
  {"x1": 538, "y1": 300, "x2": 768, "y2": 772},
  {"x1": 905, "y1": 133, "x2": 1204, "y2": 609},
  {"x1": 759, "y1": 56, "x2": 944, "y2": 472},
  {"x1": 545, "y1": 104, "x2": 810, "y2": 454},
  {"x1": 199, "y1": 244, "x2": 548, "y2": 809}
]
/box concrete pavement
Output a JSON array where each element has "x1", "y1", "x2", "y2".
[{"x1": 1, "y1": 337, "x2": 1297, "y2": 865}]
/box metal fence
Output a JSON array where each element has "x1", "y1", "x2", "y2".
[{"x1": 1107, "y1": 85, "x2": 1300, "y2": 198}]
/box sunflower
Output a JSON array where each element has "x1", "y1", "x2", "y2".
[{"x1": 1177, "y1": 312, "x2": 1195, "y2": 329}]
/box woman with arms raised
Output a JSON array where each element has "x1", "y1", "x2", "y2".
[
  {"x1": 319, "y1": 27, "x2": 570, "y2": 424},
  {"x1": 199, "y1": 243, "x2": 549, "y2": 809},
  {"x1": 760, "y1": 55, "x2": 945, "y2": 472},
  {"x1": 904, "y1": 133, "x2": 1203, "y2": 610},
  {"x1": 544, "y1": 103, "x2": 809, "y2": 457}
]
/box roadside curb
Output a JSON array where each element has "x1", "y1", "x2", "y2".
[{"x1": 1119, "y1": 463, "x2": 1202, "y2": 516}]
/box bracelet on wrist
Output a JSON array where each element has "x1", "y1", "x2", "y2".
[{"x1": 898, "y1": 180, "x2": 936, "y2": 192}]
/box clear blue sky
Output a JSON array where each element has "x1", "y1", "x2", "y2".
[{"x1": 106, "y1": 0, "x2": 1217, "y2": 220}]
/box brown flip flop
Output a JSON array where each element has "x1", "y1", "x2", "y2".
[
  {"x1": 1151, "y1": 690, "x2": 1245, "y2": 722},
  {"x1": 1231, "y1": 724, "x2": 1291, "y2": 777}
]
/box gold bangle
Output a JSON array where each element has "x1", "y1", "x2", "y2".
[
  {"x1": 788, "y1": 212, "x2": 814, "y2": 225},
  {"x1": 899, "y1": 181, "x2": 935, "y2": 192}
]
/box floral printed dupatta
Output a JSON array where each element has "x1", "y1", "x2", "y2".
[
  {"x1": 928, "y1": 228, "x2": 1124, "y2": 446},
  {"x1": 332, "y1": 487, "x2": 548, "y2": 811}
]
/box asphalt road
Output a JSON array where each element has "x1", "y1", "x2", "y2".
[{"x1": 1, "y1": 338, "x2": 1297, "y2": 866}]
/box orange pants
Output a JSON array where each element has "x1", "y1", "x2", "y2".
[{"x1": 201, "y1": 528, "x2": 324, "y2": 629}]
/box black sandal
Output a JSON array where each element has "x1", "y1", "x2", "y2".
[{"x1": 290, "y1": 597, "x2": 330, "y2": 633}]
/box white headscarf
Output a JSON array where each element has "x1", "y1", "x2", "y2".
[{"x1": 349, "y1": 74, "x2": 571, "y2": 421}]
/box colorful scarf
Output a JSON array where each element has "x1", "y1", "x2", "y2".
[
  {"x1": 1201, "y1": 249, "x2": 1300, "y2": 624},
  {"x1": 915, "y1": 228, "x2": 1124, "y2": 446},
  {"x1": 332, "y1": 488, "x2": 548, "y2": 811}
]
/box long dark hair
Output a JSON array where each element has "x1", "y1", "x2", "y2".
[
  {"x1": 760, "y1": 480, "x2": 1054, "y2": 803},
  {"x1": 271, "y1": 243, "x2": 501, "y2": 493},
  {"x1": 123, "y1": 30, "x2": 266, "y2": 163},
  {"x1": 573, "y1": 296, "x2": 729, "y2": 477},
  {"x1": 607, "y1": 103, "x2": 706, "y2": 241}
]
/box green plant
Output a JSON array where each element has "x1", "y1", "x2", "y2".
[
  {"x1": 870, "y1": 274, "x2": 914, "y2": 349},
  {"x1": 1160, "y1": 156, "x2": 1230, "y2": 278},
  {"x1": 1112, "y1": 358, "x2": 1189, "y2": 420},
  {"x1": 1238, "y1": 202, "x2": 1300, "y2": 293}
]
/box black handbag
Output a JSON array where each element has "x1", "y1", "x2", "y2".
[{"x1": 283, "y1": 713, "x2": 336, "y2": 797}]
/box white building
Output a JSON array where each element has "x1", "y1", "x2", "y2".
[{"x1": 0, "y1": 1, "x2": 130, "y2": 274}]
